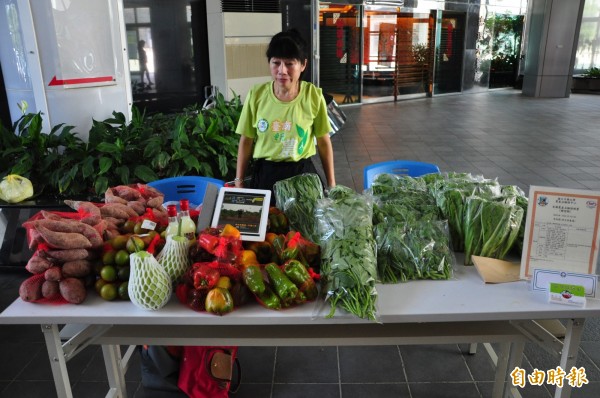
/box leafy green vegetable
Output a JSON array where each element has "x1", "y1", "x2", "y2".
[
  {"x1": 273, "y1": 173, "x2": 324, "y2": 243},
  {"x1": 373, "y1": 190, "x2": 440, "y2": 225},
  {"x1": 316, "y1": 186, "x2": 378, "y2": 321},
  {"x1": 462, "y1": 196, "x2": 524, "y2": 264},
  {"x1": 375, "y1": 220, "x2": 454, "y2": 283},
  {"x1": 499, "y1": 185, "x2": 528, "y2": 255},
  {"x1": 370, "y1": 173, "x2": 428, "y2": 200}
]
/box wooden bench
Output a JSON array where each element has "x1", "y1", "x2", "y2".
[{"x1": 394, "y1": 63, "x2": 429, "y2": 100}]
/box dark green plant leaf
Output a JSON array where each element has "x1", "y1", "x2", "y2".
[
  {"x1": 183, "y1": 154, "x2": 200, "y2": 172},
  {"x1": 116, "y1": 165, "x2": 130, "y2": 185},
  {"x1": 97, "y1": 142, "x2": 119, "y2": 153},
  {"x1": 134, "y1": 165, "x2": 158, "y2": 182},
  {"x1": 94, "y1": 176, "x2": 108, "y2": 195},
  {"x1": 99, "y1": 157, "x2": 113, "y2": 174},
  {"x1": 155, "y1": 152, "x2": 171, "y2": 170},
  {"x1": 82, "y1": 157, "x2": 94, "y2": 178}
]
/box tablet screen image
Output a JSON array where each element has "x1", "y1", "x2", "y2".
[{"x1": 210, "y1": 188, "x2": 271, "y2": 241}]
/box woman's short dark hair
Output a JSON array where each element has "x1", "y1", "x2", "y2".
[{"x1": 266, "y1": 29, "x2": 308, "y2": 62}]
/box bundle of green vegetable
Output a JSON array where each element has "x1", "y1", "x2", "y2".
[
  {"x1": 372, "y1": 189, "x2": 440, "y2": 225},
  {"x1": 375, "y1": 220, "x2": 454, "y2": 283},
  {"x1": 315, "y1": 185, "x2": 378, "y2": 321},
  {"x1": 370, "y1": 173, "x2": 428, "y2": 200},
  {"x1": 462, "y1": 195, "x2": 524, "y2": 265},
  {"x1": 499, "y1": 185, "x2": 528, "y2": 254},
  {"x1": 430, "y1": 173, "x2": 502, "y2": 251},
  {"x1": 273, "y1": 173, "x2": 324, "y2": 243}
]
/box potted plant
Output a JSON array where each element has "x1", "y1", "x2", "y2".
[
  {"x1": 0, "y1": 91, "x2": 242, "y2": 200},
  {"x1": 572, "y1": 67, "x2": 600, "y2": 93}
]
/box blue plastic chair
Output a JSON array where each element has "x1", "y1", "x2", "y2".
[
  {"x1": 147, "y1": 176, "x2": 225, "y2": 205},
  {"x1": 363, "y1": 160, "x2": 440, "y2": 189}
]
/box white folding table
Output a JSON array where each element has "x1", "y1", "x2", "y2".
[{"x1": 1, "y1": 264, "x2": 598, "y2": 398}]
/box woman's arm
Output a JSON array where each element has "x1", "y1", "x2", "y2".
[
  {"x1": 235, "y1": 135, "x2": 254, "y2": 187},
  {"x1": 316, "y1": 134, "x2": 336, "y2": 188}
]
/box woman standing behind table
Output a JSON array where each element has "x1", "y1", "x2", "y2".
[{"x1": 234, "y1": 29, "x2": 336, "y2": 198}]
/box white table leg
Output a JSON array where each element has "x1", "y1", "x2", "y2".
[
  {"x1": 505, "y1": 341, "x2": 525, "y2": 398},
  {"x1": 102, "y1": 345, "x2": 128, "y2": 398},
  {"x1": 554, "y1": 318, "x2": 585, "y2": 398},
  {"x1": 492, "y1": 343, "x2": 511, "y2": 398},
  {"x1": 41, "y1": 324, "x2": 73, "y2": 398}
]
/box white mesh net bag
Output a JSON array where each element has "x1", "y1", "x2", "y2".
[
  {"x1": 128, "y1": 251, "x2": 172, "y2": 310},
  {"x1": 156, "y1": 235, "x2": 190, "y2": 284}
]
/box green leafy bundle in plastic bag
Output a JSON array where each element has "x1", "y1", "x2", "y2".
[{"x1": 274, "y1": 173, "x2": 324, "y2": 243}]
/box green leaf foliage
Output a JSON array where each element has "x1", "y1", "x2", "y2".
[{"x1": 0, "y1": 92, "x2": 243, "y2": 198}]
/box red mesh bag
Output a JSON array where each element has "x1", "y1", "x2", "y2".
[
  {"x1": 129, "y1": 207, "x2": 168, "y2": 229},
  {"x1": 24, "y1": 210, "x2": 92, "y2": 251},
  {"x1": 18, "y1": 273, "x2": 68, "y2": 304}
]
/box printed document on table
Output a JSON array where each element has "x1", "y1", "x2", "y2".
[{"x1": 520, "y1": 186, "x2": 600, "y2": 279}]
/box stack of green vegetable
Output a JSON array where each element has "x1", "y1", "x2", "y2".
[
  {"x1": 462, "y1": 196, "x2": 524, "y2": 264},
  {"x1": 274, "y1": 173, "x2": 324, "y2": 243},
  {"x1": 370, "y1": 174, "x2": 440, "y2": 224},
  {"x1": 428, "y1": 173, "x2": 527, "y2": 265},
  {"x1": 369, "y1": 173, "x2": 452, "y2": 283},
  {"x1": 370, "y1": 173, "x2": 428, "y2": 199},
  {"x1": 500, "y1": 185, "x2": 529, "y2": 253},
  {"x1": 315, "y1": 185, "x2": 378, "y2": 321},
  {"x1": 374, "y1": 220, "x2": 454, "y2": 283},
  {"x1": 370, "y1": 172, "x2": 528, "y2": 267},
  {"x1": 429, "y1": 173, "x2": 502, "y2": 252}
]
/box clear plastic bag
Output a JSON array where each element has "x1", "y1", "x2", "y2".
[
  {"x1": 374, "y1": 220, "x2": 455, "y2": 283},
  {"x1": 314, "y1": 186, "x2": 379, "y2": 322}
]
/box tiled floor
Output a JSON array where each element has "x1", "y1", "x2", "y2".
[{"x1": 2, "y1": 89, "x2": 600, "y2": 398}]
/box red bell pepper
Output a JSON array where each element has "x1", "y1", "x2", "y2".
[
  {"x1": 198, "y1": 233, "x2": 219, "y2": 254},
  {"x1": 192, "y1": 262, "x2": 220, "y2": 291}
]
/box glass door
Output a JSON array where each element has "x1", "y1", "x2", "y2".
[
  {"x1": 319, "y1": 3, "x2": 362, "y2": 104},
  {"x1": 318, "y1": 3, "x2": 435, "y2": 104},
  {"x1": 433, "y1": 12, "x2": 465, "y2": 95}
]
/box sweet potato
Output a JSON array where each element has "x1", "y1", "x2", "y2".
[
  {"x1": 99, "y1": 204, "x2": 130, "y2": 220},
  {"x1": 27, "y1": 229, "x2": 44, "y2": 251},
  {"x1": 40, "y1": 211, "x2": 63, "y2": 221},
  {"x1": 102, "y1": 217, "x2": 123, "y2": 230},
  {"x1": 36, "y1": 225, "x2": 92, "y2": 250},
  {"x1": 104, "y1": 187, "x2": 129, "y2": 204},
  {"x1": 146, "y1": 195, "x2": 164, "y2": 209},
  {"x1": 127, "y1": 200, "x2": 146, "y2": 215},
  {"x1": 42, "y1": 280, "x2": 61, "y2": 299},
  {"x1": 19, "y1": 275, "x2": 44, "y2": 302},
  {"x1": 42, "y1": 248, "x2": 90, "y2": 262},
  {"x1": 104, "y1": 228, "x2": 120, "y2": 240},
  {"x1": 59, "y1": 278, "x2": 87, "y2": 304},
  {"x1": 27, "y1": 219, "x2": 104, "y2": 249},
  {"x1": 105, "y1": 202, "x2": 138, "y2": 218},
  {"x1": 111, "y1": 185, "x2": 143, "y2": 201},
  {"x1": 150, "y1": 207, "x2": 168, "y2": 225},
  {"x1": 44, "y1": 266, "x2": 63, "y2": 282},
  {"x1": 64, "y1": 200, "x2": 101, "y2": 215},
  {"x1": 63, "y1": 200, "x2": 102, "y2": 224},
  {"x1": 25, "y1": 254, "x2": 53, "y2": 274},
  {"x1": 62, "y1": 260, "x2": 93, "y2": 278}
]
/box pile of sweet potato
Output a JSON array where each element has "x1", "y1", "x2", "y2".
[
  {"x1": 18, "y1": 183, "x2": 167, "y2": 305},
  {"x1": 20, "y1": 210, "x2": 105, "y2": 304}
]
